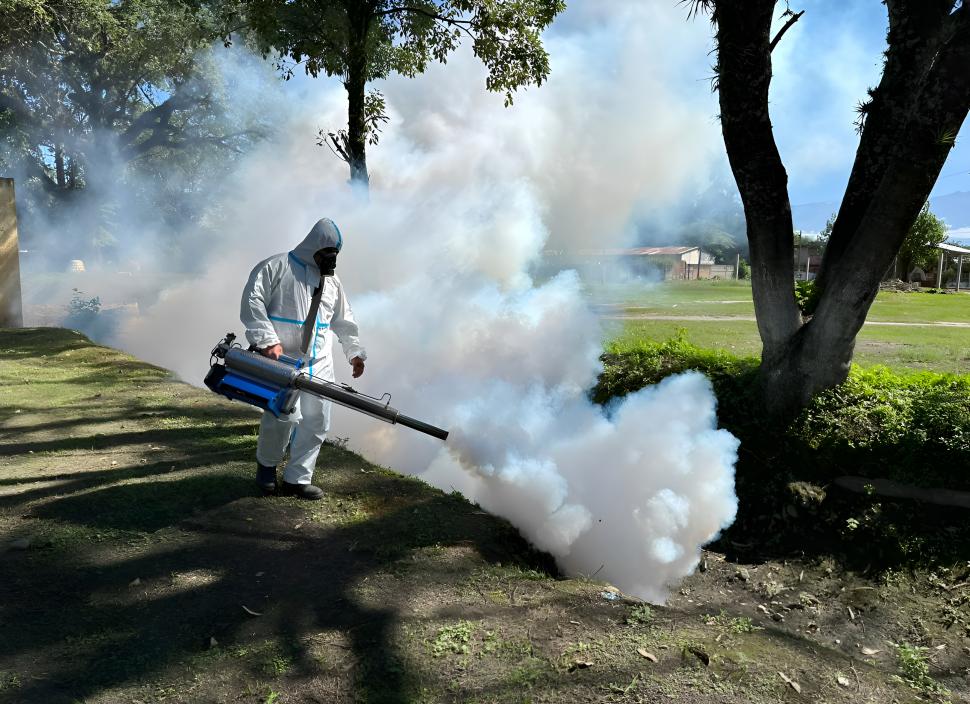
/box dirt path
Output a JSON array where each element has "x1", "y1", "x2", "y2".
[
  {"x1": 1, "y1": 329, "x2": 966, "y2": 703},
  {"x1": 603, "y1": 312, "x2": 970, "y2": 328}
]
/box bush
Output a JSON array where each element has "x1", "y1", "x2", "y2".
[
  {"x1": 594, "y1": 332, "x2": 970, "y2": 565},
  {"x1": 737, "y1": 258, "x2": 751, "y2": 280}
]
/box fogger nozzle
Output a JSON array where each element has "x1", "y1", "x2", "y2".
[{"x1": 204, "y1": 335, "x2": 449, "y2": 441}]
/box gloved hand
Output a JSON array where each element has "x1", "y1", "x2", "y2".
[{"x1": 260, "y1": 344, "x2": 283, "y2": 360}]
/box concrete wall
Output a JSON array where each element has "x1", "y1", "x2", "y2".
[
  {"x1": 710, "y1": 264, "x2": 737, "y2": 280},
  {"x1": 0, "y1": 178, "x2": 23, "y2": 327}
]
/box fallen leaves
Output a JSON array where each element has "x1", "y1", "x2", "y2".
[{"x1": 636, "y1": 648, "x2": 657, "y2": 662}]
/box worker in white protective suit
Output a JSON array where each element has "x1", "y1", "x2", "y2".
[{"x1": 240, "y1": 218, "x2": 366, "y2": 500}]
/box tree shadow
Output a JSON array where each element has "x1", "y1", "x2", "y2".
[{"x1": 0, "y1": 456, "x2": 554, "y2": 704}]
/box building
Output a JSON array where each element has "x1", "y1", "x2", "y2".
[{"x1": 541, "y1": 246, "x2": 725, "y2": 283}]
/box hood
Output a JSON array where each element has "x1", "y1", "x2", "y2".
[{"x1": 291, "y1": 218, "x2": 344, "y2": 266}]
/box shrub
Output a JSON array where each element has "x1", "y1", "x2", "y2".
[{"x1": 593, "y1": 332, "x2": 970, "y2": 565}]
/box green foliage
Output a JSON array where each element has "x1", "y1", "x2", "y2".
[
  {"x1": 1, "y1": 0, "x2": 265, "y2": 260},
  {"x1": 797, "y1": 366, "x2": 970, "y2": 486},
  {"x1": 232, "y1": 0, "x2": 564, "y2": 181},
  {"x1": 898, "y1": 203, "x2": 948, "y2": 280},
  {"x1": 793, "y1": 279, "x2": 819, "y2": 315},
  {"x1": 892, "y1": 643, "x2": 950, "y2": 700},
  {"x1": 594, "y1": 332, "x2": 970, "y2": 565},
  {"x1": 235, "y1": 0, "x2": 564, "y2": 102},
  {"x1": 705, "y1": 611, "x2": 757, "y2": 634},
  {"x1": 737, "y1": 257, "x2": 750, "y2": 280},
  {"x1": 625, "y1": 605, "x2": 653, "y2": 625},
  {"x1": 817, "y1": 213, "x2": 836, "y2": 248},
  {"x1": 429, "y1": 620, "x2": 476, "y2": 657},
  {"x1": 1, "y1": 0, "x2": 226, "y2": 170},
  {"x1": 594, "y1": 329, "x2": 758, "y2": 408}
]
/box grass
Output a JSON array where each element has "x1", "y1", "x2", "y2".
[
  {"x1": 592, "y1": 279, "x2": 970, "y2": 323},
  {"x1": 1, "y1": 327, "x2": 963, "y2": 703},
  {"x1": 599, "y1": 280, "x2": 970, "y2": 374}
]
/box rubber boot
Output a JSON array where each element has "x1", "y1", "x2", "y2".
[
  {"x1": 279, "y1": 481, "x2": 324, "y2": 500},
  {"x1": 256, "y1": 463, "x2": 277, "y2": 495}
]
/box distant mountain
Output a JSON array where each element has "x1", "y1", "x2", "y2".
[{"x1": 792, "y1": 190, "x2": 970, "y2": 233}]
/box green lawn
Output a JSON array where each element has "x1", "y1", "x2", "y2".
[
  {"x1": 596, "y1": 280, "x2": 970, "y2": 374},
  {"x1": 591, "y1": 279, "x2": 970, "y2": 323}
]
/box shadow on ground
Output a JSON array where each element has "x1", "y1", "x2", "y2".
[{"x1": 0, "y1": 329, "x2": 554, "y2": 703}]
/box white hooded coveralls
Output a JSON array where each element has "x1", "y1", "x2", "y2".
[{"x1": 240, "y1": 219, "x2": 366, "y2": 485}]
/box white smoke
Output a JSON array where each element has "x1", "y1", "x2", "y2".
[{"x1": 119, "y1": 0, "x2": 738, "y2": 602}]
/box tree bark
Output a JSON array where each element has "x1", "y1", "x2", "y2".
[
  {"x1": 54, "y1": 146, "x2": 66, "y2": 189},
  {"x1": 713, "y1": 0, "x2": 970, "y2": 416},
  {"x1": 344, "y1": 4, "x2": 371, "y2": 189},
  {"x1": 715, "y1": 0, "x2": 804, "y2": 413}
]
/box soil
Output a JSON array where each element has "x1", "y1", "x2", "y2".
[{"x1": 1, "y1": 329, "x2": 967, "y2": 703}]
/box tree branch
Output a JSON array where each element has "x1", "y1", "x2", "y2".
[
  {"x1": 715, "y1": 0, "x2": 802, "y2": 347},
  {"x1": 375, "y1": 5, "x2": 478, "y2": 42},
  {"x1": 769, "y1": 10, "x2": 804, "y2": 52},
  {"x1": 0, "y1": 89, "x2": 32, "y2": 120},
  {"x1": 819, "y1": 1, "x2": 956, "y2": 281},
  {"x1": 811, "y1": 5, "x2": 970, "y2": 334}
]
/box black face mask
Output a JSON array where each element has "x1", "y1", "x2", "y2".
[{"x1": 313, "y1": 249, "x2": 338, "y2": 276}]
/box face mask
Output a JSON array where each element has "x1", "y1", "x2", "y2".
[{"x1": 314, "y1": 249, "x2": 338, "y2": 276}]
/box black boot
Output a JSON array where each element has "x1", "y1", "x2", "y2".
[
  {"x1": 279, "y1": 481, "x2": 324, "y2": 500},
  {"x1": 256, "y1": 463, "x2": 277, "y2": 495}
]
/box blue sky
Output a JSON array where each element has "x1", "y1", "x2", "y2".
[
  {"x1": 286, "y1": 0, "x2": 969, "y2": 213},
  {"x1": 533, "y1": 0, "x2": 970, "y2": 208},
  {"x1": 764, "y1": 1, "x2": 970, "y2": 205}
]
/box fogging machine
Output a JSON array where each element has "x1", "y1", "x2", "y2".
[{"x1": 204, "y1": 333, "x2": 449, "y2": 441}]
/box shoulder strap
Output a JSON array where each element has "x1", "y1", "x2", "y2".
[{"x1": 300, "y1": 276, "x2": 325, "y2": 355}]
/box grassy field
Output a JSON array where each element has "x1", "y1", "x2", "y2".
[
  {"x1": 593, "y1": 280, "x2": 970, "y2": 373},
  {"x1": 1, "y1": 329, "x2": 960, "y2": 703}
]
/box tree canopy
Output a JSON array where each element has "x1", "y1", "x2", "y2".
[
  {"x1": 0, "y1": 0, "x2": 264, "y2": 261},
  {"x1": 897, "y1": 203, "x2": 948, "y2": 281},
  {"x1": 230, "y1": 0, "x2": 565, "y2": 186}
]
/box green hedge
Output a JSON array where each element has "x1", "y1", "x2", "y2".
[
  {"x1": 594, "y1": 333, "x2": 970, "y2": 563},
  {"x1": 595, "y1": 332, "x2": 970, "y2": 490}
]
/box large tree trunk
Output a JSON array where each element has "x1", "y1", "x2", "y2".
[
  {"x1": 713, "y1": 0, "x2": 970, "y2": 417},
  {"x1": 344, "y1": 8, "x2": 370, "y2": 189}
]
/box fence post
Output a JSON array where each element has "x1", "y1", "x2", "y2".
[{"x1": 0, "y1": 178, "x2": 24, "y2": 328}]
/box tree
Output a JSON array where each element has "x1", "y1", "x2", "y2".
[
  {"x1": 690, "y1": 1, "x2": 970, "y2": 416},
  {"x1": 816, "y1": 213, "x2": 835, "y2": 249},
  {"x1": 0, "y1": 0, "x2": 264, "y2": 259},
  {"x1": 897, "y1": 203, "x2": 948, "y2": 281},
  {"x1": 2, "y1": 1, "x2": 222, "y2": 189},
  {"x1": 231, "y1": 0, "x2": 565, "y2": 188}
]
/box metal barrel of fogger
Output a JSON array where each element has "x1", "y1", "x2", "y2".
[{"x1": 224, "y1": 348, "x2": 449, "y2": 441}]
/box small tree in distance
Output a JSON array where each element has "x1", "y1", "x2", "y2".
[{"x1": 897, "y1": 203, "x2": 948, "y2": 282}]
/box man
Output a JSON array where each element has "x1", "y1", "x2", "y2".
[{"x1": 240, "y1": 218, "x2": 366, "y2": 500}]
